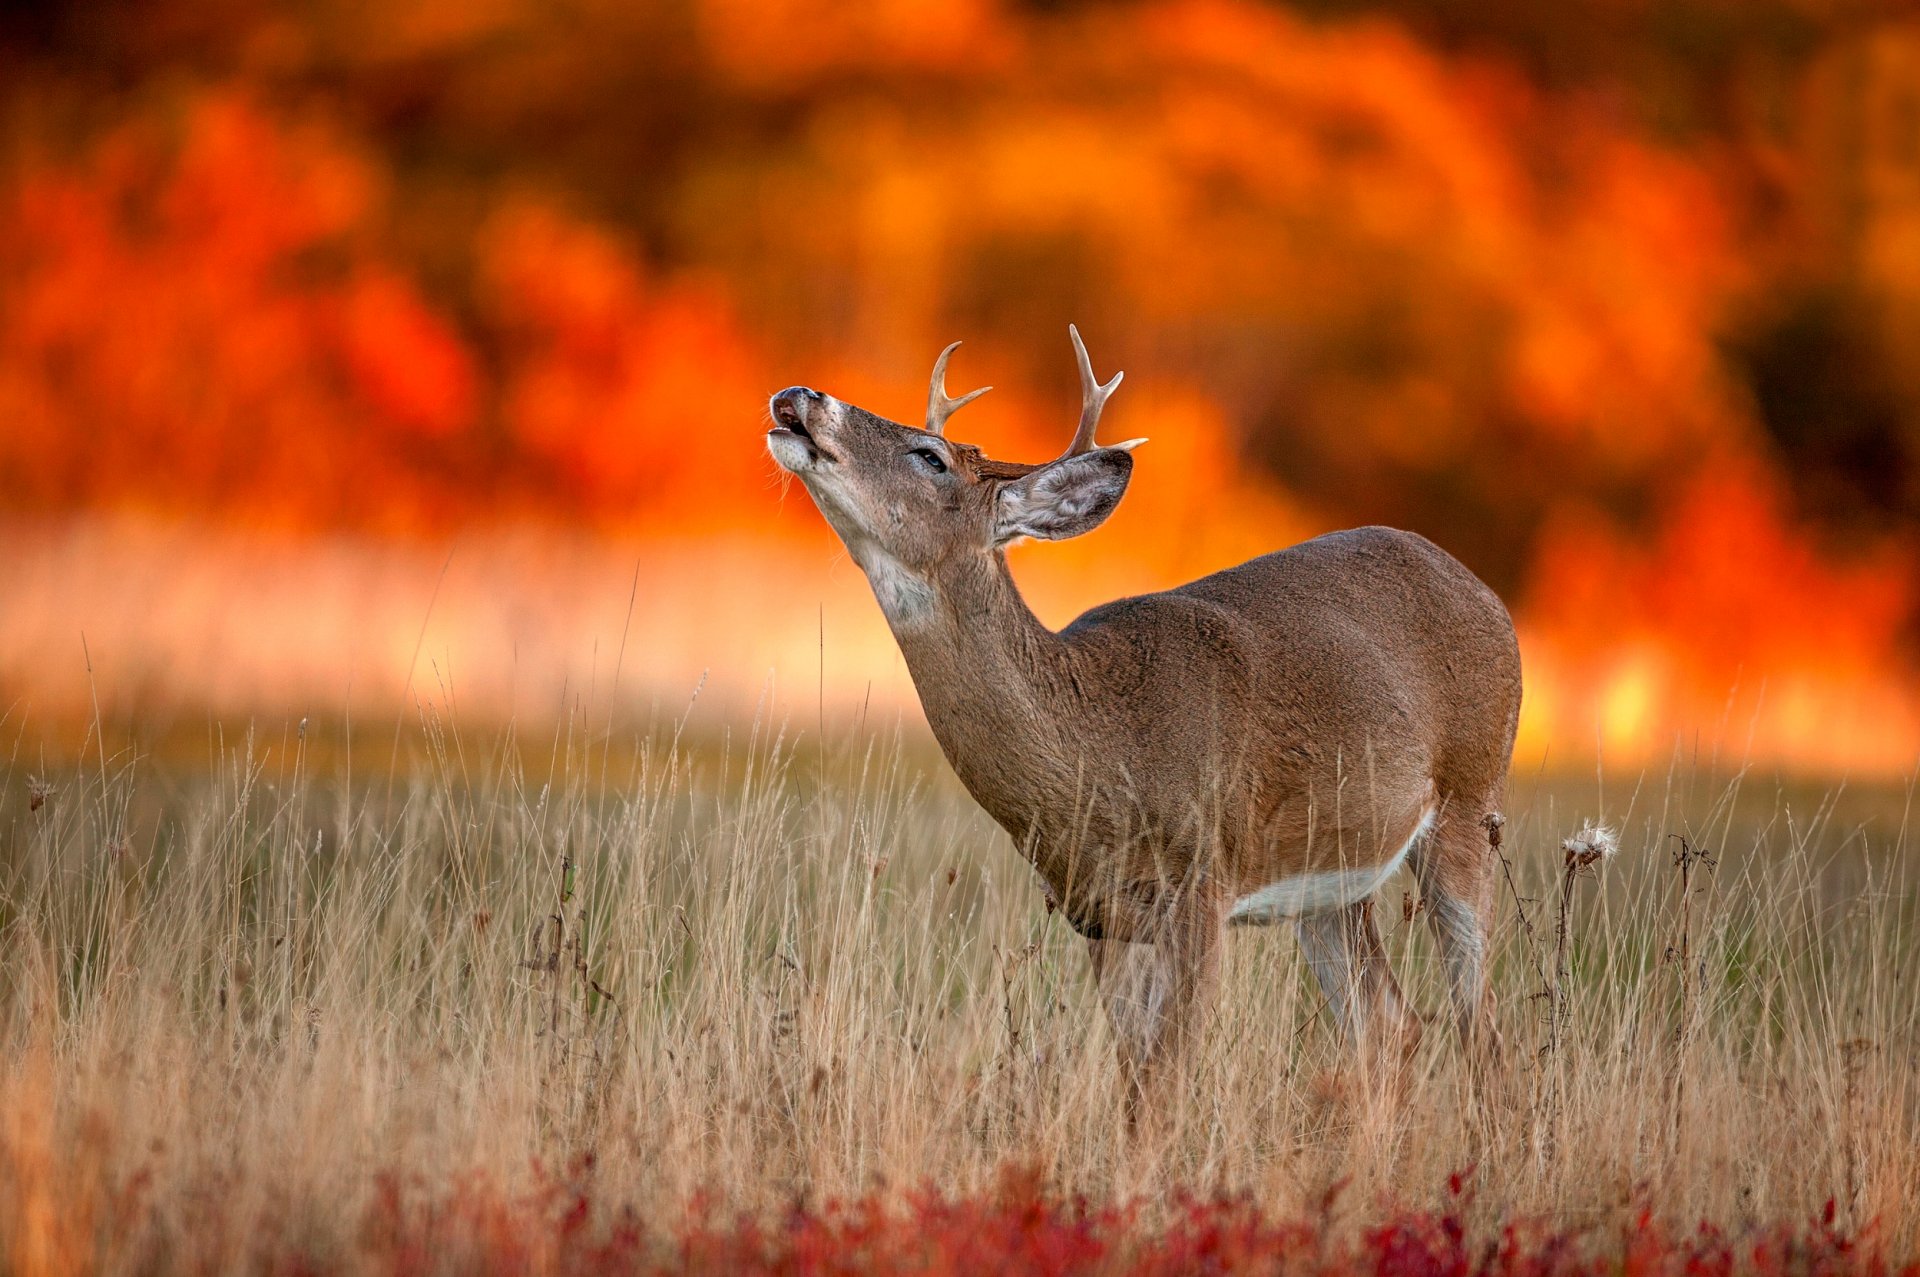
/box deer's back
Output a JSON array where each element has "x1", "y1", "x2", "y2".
[{"x1": 1061, "y1": 526, "x2": 1520, "y2": 850}]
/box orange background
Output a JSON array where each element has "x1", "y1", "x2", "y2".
[{"x1": 2, "y1": 0, "x2": 1917, "y2": 773}]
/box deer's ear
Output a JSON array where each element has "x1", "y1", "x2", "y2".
[{"x1": 994, "y1": 449, "x2": 1133, "y2": 546}]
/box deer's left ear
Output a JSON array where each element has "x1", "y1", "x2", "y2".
[{"x1": 994, "y1": 449, "x2": 1133, "y2": 546}]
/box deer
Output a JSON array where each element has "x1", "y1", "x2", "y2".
[{"x1": 765, "y1": 327, "x2": 1522, "y2": 1119}]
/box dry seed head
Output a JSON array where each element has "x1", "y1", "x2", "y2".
[{"x1": 1562, "y1": 824, "x2": 1619, "y2": 870}]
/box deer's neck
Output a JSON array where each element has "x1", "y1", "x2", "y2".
[{"x1": 869, "y1": 550, "x2": 1080, "y2": 832}]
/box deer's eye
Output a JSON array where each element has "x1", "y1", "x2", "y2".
[{"x1": 909, "y1": 448, "x2": 948, "y2": 475}]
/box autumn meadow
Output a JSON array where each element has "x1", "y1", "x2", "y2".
[{"x1": 3, "y1": 1, "x2": 1919, "y2": 1272}]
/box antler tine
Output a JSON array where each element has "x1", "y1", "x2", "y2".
[
  {"x1": 1062, "y1": 324, "x2": 1125, "y2": 457},
  {"x1": 925, "y1": 341, "x2": 991, "y2": 436}
]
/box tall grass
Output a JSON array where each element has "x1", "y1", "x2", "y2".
[{"x1": 2, "y1": 709, "x2": 1916, "y2": 1272}]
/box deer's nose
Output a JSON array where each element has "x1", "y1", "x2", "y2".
[{"x1": 770, "y1": 387, "x2": 823, "y2": 432}]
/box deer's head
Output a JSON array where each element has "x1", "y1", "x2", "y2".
[{"x1": 766, "y1": 327, "x2": 1143, "y2": 622}]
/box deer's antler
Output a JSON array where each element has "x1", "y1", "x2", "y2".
[
  {"x1": 925, "y1": 341, "x2": 990, "y2": 437},
  {"x1": 1061, "y1": 325, "x2": 1136, "y2": 458}
]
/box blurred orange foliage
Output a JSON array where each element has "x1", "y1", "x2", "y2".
[
  {"x1": 0, "y1": 92, "x2": 768, "y2": 533},
  {"x1": 1, "y1": 0, "x2": 1917, "y2": 770}
]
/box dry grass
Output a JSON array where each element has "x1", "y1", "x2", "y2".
[{"x1": 1, "y1": 708, "x2": 1916, "y2": 1272}]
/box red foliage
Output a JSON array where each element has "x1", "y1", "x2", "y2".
[
  {"x1": 297, "y1": 1164, "x2": 1916, "y2": 1277},
  {"x1": 0, "y1": 93, "x2": 766, "y2": 534}
]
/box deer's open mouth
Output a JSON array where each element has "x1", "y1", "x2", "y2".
[
  {"x1": 767, "y1": 388, "x2": 839, "y2": 468},
  {"x1": 768, "y1": 402, "x2": 826, "y2": 465},
  {"x1": 770, "y1": 398, "x2": 812, "y2": 441},
  {"x1": 766, "y1": 418, "x2": 826, "y2": 471}
]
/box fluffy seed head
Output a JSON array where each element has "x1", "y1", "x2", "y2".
[{"x1": 1563, "y1": 824, "x2": 1619, "y2": 869}]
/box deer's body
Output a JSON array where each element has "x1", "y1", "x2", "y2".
[
  {"x1": 897, "y1": 525, "x2": 1517, "y2": 944},
  {"x1": 767, "y1": 330, "x2": 1519, "y2": 1115}
]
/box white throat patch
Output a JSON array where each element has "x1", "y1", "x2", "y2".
[{"x1": 858, "y1": 547, "x2": 936, "y2": 628}]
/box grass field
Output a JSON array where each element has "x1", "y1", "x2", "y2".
[{"x1": 2, "y1": 709, "x2": 1916, "y2": 1273}]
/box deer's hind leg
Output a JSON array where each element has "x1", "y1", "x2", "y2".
[
  {"x1": 1296, "y1": 898, "x2": 1423, "y2": 1074},
  {"x1": 1407, "y1": 796, "x2": 1503, "y2": 1068}
]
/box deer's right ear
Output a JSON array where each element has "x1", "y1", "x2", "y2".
[{"x1": 993, "y1": 449, "x2": 1133, "y2": 546}]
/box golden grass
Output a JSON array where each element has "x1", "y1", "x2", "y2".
[{"x1": 2, "y1": 710, "x2": 1916, "y2": 1271}]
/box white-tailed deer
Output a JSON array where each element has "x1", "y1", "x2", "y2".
[{"x1": 766, "y1": 328, "x2": 1521, "y2": 1116}]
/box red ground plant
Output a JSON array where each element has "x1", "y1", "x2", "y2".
[{"x1": 308, "y1": 1162, "x2": 1909, "y2": 1277}]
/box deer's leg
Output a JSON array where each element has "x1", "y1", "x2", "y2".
[
  {"x1": 1087, "y1": 938, "x2": 1159, "y2": 1112},
  {"x1": 1409, "y1": 801, "x2": 1503, "y2": 1069},
  {"x1": 1087, "y1": 888, "x2": 1226, "y2": 1124},
  {"x1": 1296, "y1": 897, "x2": 1422, "y2": 1071}
]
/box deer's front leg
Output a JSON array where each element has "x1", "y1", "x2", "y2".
[
  {"x1": 1087, "y1": 888, "x2": 1226, "y2": 1125},
  {"x1": 1086, "y1": 938, "x2": 1159, "y2": 1100}
]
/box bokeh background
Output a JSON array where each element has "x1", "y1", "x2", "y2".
[{"x1": 2, "y1": 0, "x2": 1917, "y2": 774}]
